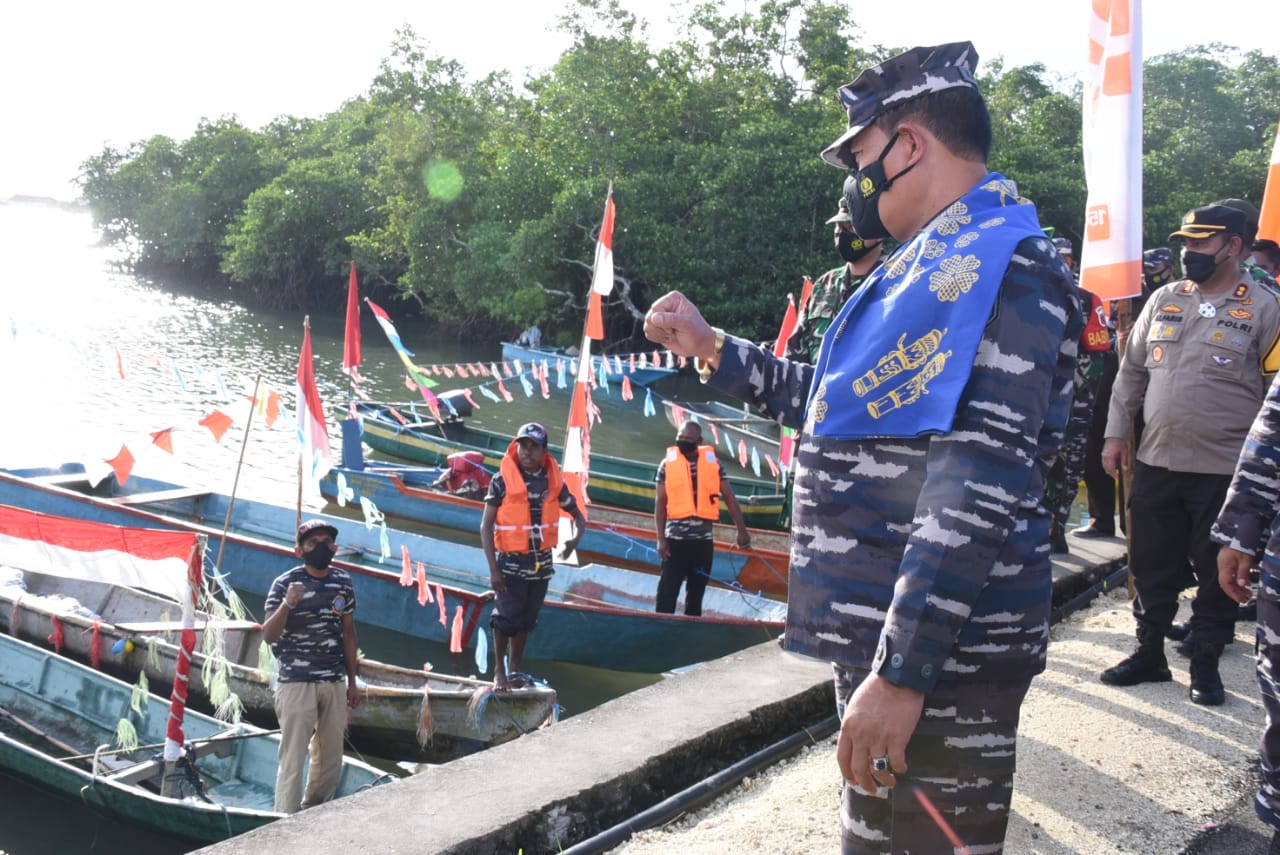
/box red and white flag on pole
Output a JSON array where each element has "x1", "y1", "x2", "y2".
[
  {"x1": 0, "y1": 506, "x2": 204, "y2": 761},
  {"x1": 343, "y1": 261, "x2": 362, "y2": 379},
  {"x1": 296, "y1": 316, "x2": 332, "y2": 482},
  {"x1": 564, "y1": 189, "x2": 616, "y2": 520},
  {"x1": 1080, "y1": 0, "x2": 1143, "y2": 305},
  {"x1": 585, "y1": 190, "x2": 616, "y2": 341},
  {"x1": 772, "y1": 293, "x2": 799, "y2": 470},
  {"x1": 1259, "y1": 118, "x2": 1280, "y2": 244}
]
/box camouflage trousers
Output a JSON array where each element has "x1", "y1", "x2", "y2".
[
  {"x1": 1044, "y1": 372, "x2": 1101, "y2": 529},
  {"x1": 1255, "y1": 566, "x2": 1280, "y2": 831},
  {"x1": 834, "y1": 665, "x2": 1032, "y2": 854}
]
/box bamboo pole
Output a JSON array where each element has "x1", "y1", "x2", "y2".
[{"x1": 215, "y1": 373, "x2": 261, "y2": 570}]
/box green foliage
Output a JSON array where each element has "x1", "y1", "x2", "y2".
[{"x1": 77, "y1": 0, "x2": 1279, "y2": 341}]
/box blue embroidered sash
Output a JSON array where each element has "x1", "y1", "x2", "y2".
[{"x1": 808, "y1": 173, "x2": 1045, "y2": 439}]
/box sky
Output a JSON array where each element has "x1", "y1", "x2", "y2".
[{"x1": 2, "y1": 0, "x2": 1273, "y2": 200}]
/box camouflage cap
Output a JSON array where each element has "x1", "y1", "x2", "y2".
[{"x1": 821, "y1": 42, "x2": 980, "y2": 169}]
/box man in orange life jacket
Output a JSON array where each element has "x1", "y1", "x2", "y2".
[
  {"x1": 654, "y1": 420, "x2": 751, "y2": 615},
  {"x1": 431, "y1": 450, "x2": 492, "y2": 499},
  {"x1": 480, "y1": 422, "x2": 586, "y2": 692}
]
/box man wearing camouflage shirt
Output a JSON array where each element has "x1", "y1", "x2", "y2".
[
  {"x1": 645, "y1": 42, "x2": 1079, "y2": 853},
  {"x1": 786, "y1": 196, "x2": 884, "y2": 364},
  {"x1": 1213, "y1": 373, "x2": 1280, "y2": 854}
]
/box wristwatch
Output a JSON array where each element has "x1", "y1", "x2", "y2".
[{"x1": 695, "y1": 328, "x2": 726, "y2": 383}]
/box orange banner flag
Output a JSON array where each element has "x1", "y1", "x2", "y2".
[
  {"x1": 198, "y1": 410, "x2": 234, "y2": 443},
  {"x1": 150, "y1": 428, "x2": 174, "y2": 454},
  {"x1": 106, "y1": 445, "x2": 135, "y2": 485}
]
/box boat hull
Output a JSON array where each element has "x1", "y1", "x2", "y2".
[{"x1": 0, "y1": 466, "x2": 786, "y2": 673}]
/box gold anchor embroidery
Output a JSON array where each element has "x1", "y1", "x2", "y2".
[
  {"x1": 867, "y1": 351, "x2": 953, "y2": 419},
  {"x1": 853, "y1": 328, "x2": 947, "y2": 397}
]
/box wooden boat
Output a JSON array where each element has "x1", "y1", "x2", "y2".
[
  {"x1": 0, "y1": 564, "x2": 558, "y2": 762},
  {"x1": 0, "y1": 466, "x2": 787, "y2": 673},
  {"x1": 500, "y1": 340, "x2": 677, "y2": 387},
  {"x1": 320, "y1": 461, "x2": 791, "y2": 599},
  {"x1": 0, "y1": 632, "x2": 391, "y2": 845},
  {"x1": 660, "y1": 397, "x2": 782, "y2": 448},
  {"x1": 353, "y1": 402, "x2": 791, "y2": 531}
]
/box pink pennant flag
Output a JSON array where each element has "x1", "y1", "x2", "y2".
[
  {"x1": 417, "y1": 561, "x2": 430, "y2": 606},
  {"x1": 449, "y1": 605, "x2": 464, "y2": 653},
  {"x1": 677, "y1": 355, "x2": 687, "y2": 369},
  {"x1": 737, "y1": 439, "x2": 748, "y2": 468},
  {"x1": 441, "y1": 365, "x2": 455, "y2": 378},
  {"x1": 628, "y1": 352, "x2": 636, "y2": 373},
  {"x1": 539, "y1": 369, "x2": 550, "y2": 399},
  {"x1": 436, "y1": 584, "x2": 447, "y2": 626},
  {"x1": 503, "y1": 362, "x2": 513, "y2": 379},
  {"x1": 404, "y1": 374, "x2": 418, "y2": 391},
  {"x1": 708, "y1": 422, "x2": 720, "y2": 445},
  {"x1": 765, "y1": 454, "x2": 779, "y2": 477},
  {"x1": 115, "y1": 348, "x2": 125, "y2": 379},
  {"x1": 463, "y1": 389, "x2": 480, "y2": 410},
  {"x1": 496, "y1": 378, "x2": 514, "y2": 403},
  {"x1": 652, "y1": 349, "x2": 661, "y2": 366},
  {"x1": 416, "y1": 563, "x2": 434, "y2": 603},
  {"x1": 621, "y1": 375, "x2": 633, "y2": 401},
  {"x1": 400, "y1": 545, "x2": 412, "y2": 586}
]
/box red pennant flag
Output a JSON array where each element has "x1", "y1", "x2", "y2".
[
  {"x1": 417, "y1": 561, "x2": 430, "y2": 606},
  {"x1": 628, "y1": 352, "x2": 636, "y2": 374},
  {"x1": 106, "y1": 445, "x2": 135, "y2": 485},
  {"x1": 441, "y1": 365, "x2": 455, "y2": 378},
  {"x1": 199, "y1": 410, "x2": 234, "y2": 443},
  {"x1": 772, "y1": 294, "x2": 798, "y2": 357},
  {"x1": 585, "y1": 194, "x2": 615, "y2": 340},
  {"x1": 400, "y1": 545, "x2": 412, "y2": 586},
  {"x1": 737, "y1": 439, "x2": 748, "y2": 468},
  {"x1": 797, "y1": 277, "x2": 816, "y2": 318},
  {"x1": 48, "y1": 615, "x2": 64, "y2": 653},
  {"x1": 435, "y1": 584, "x2": 447, "y2": 626},
  {"x1": 708, "y1": 422, "x2": 720, "y2": 445},
  {"x1": 296, "y1": 318, "x2": 332, "y2": 479},
  {"x1": 621, "y1": 375, "x2": 633, "y2": 401},
  {"x1": 765, "y1": 453, "x2": 779, "y2": 477},
  {"x1": 449, "y1": 605, "x2": 464, "y2": 653},
  {"x1": 343, "y1": 261, "x2": 362, "y2": 377},
  {"x1": 539, "y1": 369, "x2": 550, "y2": 399},
  {"x1": 264, "y1": 389, "x2": 281, "y2": 428},
  {"x1": 405, "y1": 374, "x2": 418, "y2": 391},
  {"x1": 115, "y1": 348, "x2": 125, "y2": 379},
  {"x1": 497, "y1": 378, "x2": 514, "y2": 403},
  {"x1": 90, "y1": 620, "x2": 102, "y2": 669},
  {"x1": 150, "y1": 428, "x2": 174, "y2": 454},
  {"x1": 389, "y1": 407, "x2": 409, "y2": 425},
  {"x1": 503, "y1": 362, "x2": 513, "y2": 379}
]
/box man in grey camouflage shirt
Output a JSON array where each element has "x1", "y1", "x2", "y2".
[{"x1": 645, "y1": 42, "x2": 1079, "y2": 854}]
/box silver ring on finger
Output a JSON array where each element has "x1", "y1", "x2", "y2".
[{"x1": 871, "y1": 755, "x2": 890, "y2": 773}]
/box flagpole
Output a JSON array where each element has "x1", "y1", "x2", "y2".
[
  {"x1": 297, "y1": 316, "x2": 309, "y2": 534},
  {"x1": 215, "y1": 373, "x2": 261, "y2": 570}
]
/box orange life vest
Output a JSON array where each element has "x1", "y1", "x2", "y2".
[
  {"x1": 494, "y1": 443, "x2": 563, "y2": 553},
  {"x1": 663, "y1": 445, "x2": 721, "y2": 521},
  {"x1": 445, "y1": 451, "x2": 490, "y2": 492}
]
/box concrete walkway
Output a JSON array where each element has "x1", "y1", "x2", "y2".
[{"x1": 197, "y1": 531, "x2": 1272, "y2": 854}]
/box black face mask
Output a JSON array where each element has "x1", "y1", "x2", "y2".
[
  {"x1": 302, "y1": 542, "x2": 335, "y2": 570},
  {"x1": 836, "y1": 228, "x2": 878, "y2": 264},
  {"x1": 1182, "y1": 249, "x2": 1223, "y2": 284},
  {"x1": 675, "y1": 439, "x2": 699, "y2": 456},
  {"x1": 843, "y1": 133, "x2": 916, "y2": 242}
]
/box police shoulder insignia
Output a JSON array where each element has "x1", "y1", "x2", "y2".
[{"x1": 1233, "y1": 284, "x2": 1249, "y2": 298}]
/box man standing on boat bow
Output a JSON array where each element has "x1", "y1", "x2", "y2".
[
  {"x1": 481, "y1": 422, "x2": 587, "y2": 692},
  {"x1": 263, "y1": 519, "x2": 360, "y2": 814}
]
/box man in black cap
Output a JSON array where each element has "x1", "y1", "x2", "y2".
[
  {"x1": 1101, "y1": 203, "x2": 1280, "y2": 705},
  {"x1": 645, "y1": 42, "x2": 1079, "y2": 853},
  {"x1": 481, "y1": 422, "x2": 586, "y2": 692},
  {"x1": 263, "y1": 518, "x2": 359, "y2": 813}
]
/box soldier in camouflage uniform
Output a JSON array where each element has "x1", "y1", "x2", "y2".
[
  {"x1": 786, "y1": 197, "x2": 884, "y2": 364},
  {"x1": 645, "y1": 42, "x2": 1080, "y2": 854},
  {"x1": 1212, "y1": 373, "x2": 1280, "y2": 854},
  {"x1": 1044, "y1": 237, "x2": 1110, "y2": 553}
]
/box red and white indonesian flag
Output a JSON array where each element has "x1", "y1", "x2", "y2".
[
  {"x1": 0, "y1": 506, "x2": 204, "y2": 762},
  {"x1": 0, "y1": 504, "x2": 198, "y2": 603},
  {"x1": 296, "y1": 317, "x2": 332, "y2": 482},
  {"x1": 1260, "y1": 118, "x2": 1280, "y2": 244},
  {"x1": 585, "y1": 193, "x2": 615, "y2": 340},
  {"x1": 1080, "y1": 0, "x2": 1143, "y2": 304}
]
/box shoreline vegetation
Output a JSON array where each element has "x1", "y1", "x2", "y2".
[{"x1": 68, "y1": 1, "x2": 1277, "y2": 347}]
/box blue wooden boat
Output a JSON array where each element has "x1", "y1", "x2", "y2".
[
  {"x1": 500, "y1": 340, "x2": 677, "y2": 387},
  {"x1": 319, "y1": 461, "x2": 791, "y2": 599},
  {"x1": 0, "y1": 632, "x2": 390, "y2": 845},
  {"x1": 0, "y1": 465, "x2": 787, "y2": 673}
]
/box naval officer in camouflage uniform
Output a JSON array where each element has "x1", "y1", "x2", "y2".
[
  {"x1": 786, "y1": 196, "x2": 884, "y2": 364},
  {"x1": 1213, "y1": 373, "x2": 1280, "y2": 854},
  {"x1": 645, "y1": 42, "x2": 1079, "y2": 854},
  {"x1": 1101, "y1": 203, "x2": 1280, "y2": 705}
]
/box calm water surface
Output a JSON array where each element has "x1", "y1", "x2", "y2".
[{"x1": 0, "y1": 203, "x2": 768, "y2": 854}]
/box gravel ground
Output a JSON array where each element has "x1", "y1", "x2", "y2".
[{"x1": 615, "y1": 589, "x2": 1267, "y2": 854}]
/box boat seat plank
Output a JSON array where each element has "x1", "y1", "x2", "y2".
[
  {"x1": 108, "y1": 758, "x2": 163, "y2": 784},
  {"x1": 25, "y1": 473, "x2": 94, "y2": 488},
  {"x1": 110, "y1": 488, "x2": 211, "y2": 506},
  {"x1": 115, "y1": 620, "x2": 260, "y2": 633}
]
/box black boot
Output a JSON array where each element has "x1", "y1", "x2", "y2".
[
  {"x1": 1189, "y1": 642, "x2": 1225, "y2": 705},
  {"x1": 1165, "y1": 621, "x2": 1191, "y2": 642},
  {"x1": 1101, "y1": 624, "x2": 1172, "y2": 686},
  {"x1": 1051, "y1": 522, "x2": 1070, "y2": 555}
]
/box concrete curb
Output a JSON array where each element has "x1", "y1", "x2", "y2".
[{"x1": 199, "y1": 535, "x2": 1130, "y2": 855}]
